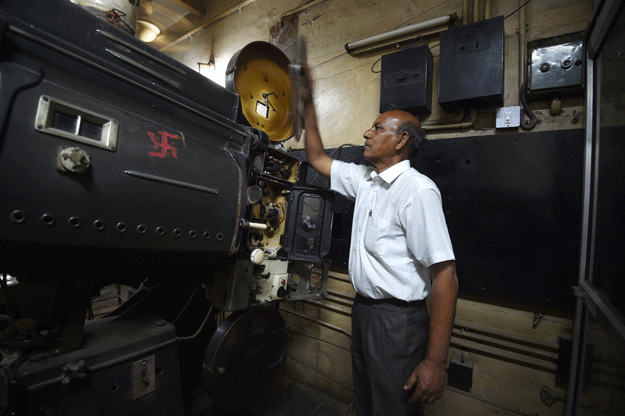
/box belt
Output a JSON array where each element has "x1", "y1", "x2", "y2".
[{"x1": 355, "y1": 293, "x2": 424, "y2": 308}]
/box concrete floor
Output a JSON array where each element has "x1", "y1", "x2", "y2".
[
  {"x1": 91, "y1": 286, "x2": 355, "y2": 416},
  {"x1": 207, "y1": 373, "x2": 356, "y2": 416}
]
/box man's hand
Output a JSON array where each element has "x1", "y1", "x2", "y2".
[
  {"x1": 403, "y1": 260, "x2": 457, "y2": 405},
  {"x1": 404, "y1": 358, "x2": 447, "y2": 404},
  {"x1": 302, "y1": 64, "x2": 314, "y2": 106}
]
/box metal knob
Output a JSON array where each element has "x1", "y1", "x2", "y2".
[{"x1": 57, "y1": 147, "x2": 91, "y2": 173}]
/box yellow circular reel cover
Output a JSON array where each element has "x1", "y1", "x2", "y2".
[{"x1": 226, "y1": 42, "x2": 294, "y2": 142}]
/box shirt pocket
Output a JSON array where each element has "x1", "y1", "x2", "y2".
[{"x1": 363, "y1": 217, "x2": 391, "y2": 259}]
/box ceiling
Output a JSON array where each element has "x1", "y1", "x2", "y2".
[
  {"x1": 138, "y1": 0, "x2": 196, "y2": 47},
  {"x1": 139, "y1": 0, "x2": 253, "y2": 51},
  {"x1": 140, "y1": 0, "x2": 195, "y2": 33}
]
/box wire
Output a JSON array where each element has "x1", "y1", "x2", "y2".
[
  {"x1": 371, "y1": 57, "x2": 382, "y2": 74},
  {"x1": 505, "y1": 0, "x2": 532, "y2": 19},
  {"x1": 171, "y1": 282, "x2": 201, "y2": 325},
  {"x1": 540, "y1": 386, "x2": 565, "y2": 407},
  {"x1": 370, "y1": 35, "x2": 424, "y2": 74},
  {"x1": 410, "y1": 35, "x2": 424, "y2": 47},
  {"x1": 310, "y1": 144, "x2": 360, "y2": 184},
  {"x1": 520, "y1": 78, "x2": 538, "y2": 130},
  {"x1": 345, "y1": 401, "x2": 354, "y2": 416},
  {"x1": 177, "y1": 306, "x2": 213, "y2": 342}
]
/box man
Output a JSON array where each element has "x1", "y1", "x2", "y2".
[{"x1": 302, "y1": 68, "x2": 458, "y2": 416}]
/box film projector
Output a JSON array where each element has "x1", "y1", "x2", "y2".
[{"x1": 0, "y1": 0, "x2": 332, "y2": 414}]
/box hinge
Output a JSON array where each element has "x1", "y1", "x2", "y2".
[{"x1": 572, "y1": 285, "x2": 586, "y2": 298}]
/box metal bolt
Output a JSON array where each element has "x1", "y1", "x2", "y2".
[{"x1": 58, "y1": 147, "x2": 91, "y2": 173}]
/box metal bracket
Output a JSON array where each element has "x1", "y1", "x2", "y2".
[
  {"x1": 572, "y1": 285, "x2": 586, "y2": 299},
  {"x1": 132, "y1": 355, "x2": 156, "y2": 400}
]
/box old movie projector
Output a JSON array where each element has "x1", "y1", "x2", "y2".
[{"x1": 0, "y1": 0, "x2": 333, "y2": 414}]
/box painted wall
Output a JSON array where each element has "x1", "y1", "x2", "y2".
[{"x1": 163, "y1": 1, "x2": 594, "y2": 415}]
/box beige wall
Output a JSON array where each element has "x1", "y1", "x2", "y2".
[{"x1": 163, "y1": 1, "x2": 593, "y2": 415}]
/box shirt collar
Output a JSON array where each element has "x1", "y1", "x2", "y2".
[{"x1": 369, "y1": 160, "x2": 411, "y2": 184}]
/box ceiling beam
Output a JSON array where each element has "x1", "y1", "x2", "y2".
[
  {"x1": 159, "y1": 0, "x2": 258, "y2": 52},
  {"x1": 169, "y1": 0, "x2": 205, "y2": 16}
]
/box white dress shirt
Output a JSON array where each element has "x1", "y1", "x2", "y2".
[{"x1": 331, "y1": 159, "x2": 455, "y2": 301}]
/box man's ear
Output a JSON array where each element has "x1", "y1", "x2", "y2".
[{"x1": 395, "y1": 131, "x2": 409, "y2": 151}]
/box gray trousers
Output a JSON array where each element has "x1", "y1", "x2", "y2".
[{"x1": 351, "y1": 294, "x2": 429, "y2": 416}]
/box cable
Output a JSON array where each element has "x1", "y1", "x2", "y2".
[
  {"x1": 309, "y1": 144, "x2": 360, "y2": 184},
  {"x1": 520, "y1": 78, "x2": 538, "y2": 130},
  {"x1": 345, "y1": 401, "x2": 354, "y2": 416},
  {"x1": 371, "y1": 57, "x2": 382, "y2": 74},
  {"x1": 177, "y1": 306, "x2": 213, "y2": 342},
  {"x1": 540, "y1": 386, "x2": 565, "y2": 407},
  {"x1": 505, "y1": 0, "x2": 532, "y2": 19},
  {"x1": 371, "y1": 35, "x2": 424, "y2": 74},
  {"x1": 171, "y1": 282, "x2": 201, "y2": 325}
]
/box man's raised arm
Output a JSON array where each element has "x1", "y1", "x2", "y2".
[{"x1": 302, "y1": 68, "x2": 333, "y2": 179}]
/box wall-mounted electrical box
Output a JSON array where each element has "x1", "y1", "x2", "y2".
[
  {"x1": 438, "y1": 16, "x2": 504, "y2": 112},
  {"x1": 448, "y1": 356, "x2": 473, "y2": 389},
  {"x1": 528, "y1": 33, "x2": 584, "y2": 97},
  {"x1": 379, "y1": 44, "x2": 433, "y2": 114}
]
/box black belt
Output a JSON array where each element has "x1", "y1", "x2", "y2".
[{"x1": 355, "y1": 293, "x2": 424, "y2": 308}]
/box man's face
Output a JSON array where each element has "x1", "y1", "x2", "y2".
[{"x1": 362, "y1": 113, "x2": 402, "y2": 165}]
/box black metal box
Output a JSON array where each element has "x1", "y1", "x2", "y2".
[
  {"x1": 0, "y1": 0, "x2": 252, "y2": 283},
  {"x1": 379, "y1": 45, "x2": 433, "y2": 114},
  {"x1": 15, "y1": 316, "x2": 184, "y2": 416},
  {"x1": 438, "y1": 16, "x2": 504, "y2": 112}
]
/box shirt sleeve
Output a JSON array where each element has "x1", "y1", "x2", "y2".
[
  {"x1": 402, "y1": 186, "x2": 455, "y2": 268},
  {"x1": 330, "y1": 160, "x2": 369, "y2": 201}
]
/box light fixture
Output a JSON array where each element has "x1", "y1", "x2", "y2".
[
  {"x1": 136, "y1": 20, "x2": 160, "y2": 43},
  {"x1": 345, "y1": 14, "x2": 455, "y2": 55}
]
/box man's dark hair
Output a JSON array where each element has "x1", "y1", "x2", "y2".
[{"x1": 397, "y1": 120, "x2": 426, "y2": 158}]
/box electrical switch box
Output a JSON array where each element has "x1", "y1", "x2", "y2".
[
  {"x1": 438, "y1": 15, "x2": 504, "y2": 112},
  {"x1": 379, "y1": 44, "x2": 433, "y2": 114},
  {"x1": 448, "y1": 356, "x2": 474, "y2": 389},
  {"x1": 528, "y1": 33, "x2": 584, "y2": 97}
]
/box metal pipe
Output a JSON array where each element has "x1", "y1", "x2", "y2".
[
  {"x1": 282, "y1": 306, "x2": 558, "y2": 372},
  {"x1": 473, "y1": 0, "x2": 480, "y2": 23},
  {"x1": 345, "y1": 15, "x2": 453, "y2": 53},
  {"x1": 451, "y1": 337, "x2": 558, "y2": 372},
  {"x1": 452, "y1": 328, "x2": 559, "y2": 361},
  {"x1": 280, "y1": 306, "x2": 352, "y2": 338},
  {"x1": 422, "y1": 108, "x2": 466, "y2": 126},
  {"x1": 328, "y1": 271, "x2": 351, "y2": 284},
  {"x1": 423, "y1": 109, "x2": 477, "y2": 131},
  {"x1": 455, "y1": 319, "x2": 560, "y2": 350},
  {"x1": 463, "y1": 0, "x2": 469, "y2": 24},
  {"x1": 519, "y1": 0, "x2": 527, "y2": 92},
  {"x1": 303, "y1": 299, "x2": 352, "y2": 317}
]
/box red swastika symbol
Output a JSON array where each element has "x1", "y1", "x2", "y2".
[{"x1": 148, "y1": 131, "x2": 183, "y2": 158}]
